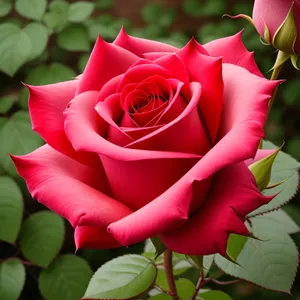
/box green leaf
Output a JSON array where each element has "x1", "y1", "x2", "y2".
[
  {"x1": 0, "y1": 111, "x2": 43, "y2": 176},
  {"x1": 78, "y1": 54, "x2": 89, "y2": 72},
  {"x1": 15, "y1": 0, "x2": 47, "y2": 21},
  {"x1": 0, "y1": 259, "x2": 26, "y2": 300},
  {"x1": 249, "y1": 146, "x2": 281, "y2": 191},
  {"x1": 215, "y1": 217, "x2": 298, "y2": 293},
  {"x1": 20, "y1": 211, "x2": 65, "y2": 268},
  {"x1": 20, "y1": 63, "x2": 76, "y2": 109},
  {"x1": 57, "y1": 24, "x2": 90, "y2": 51},
  {"x1": 39, "y1": 254, "x2": 92, "y2": 300},
  {"x1": 176, "y1": 279, "x2": 195, "y2": 300},
  {"x1": 23, "y1": 23, "x2": 48, "y2": 61},
  {"x1": 250, "y1": 209, "x2": 299, "y2": 235},
  {"x1": 149, "y1": 295, "x2": 172, "y2": 300},
  {"x1": 151, "y1": 236, "x2": 167, "y2": 258},
  {"x1": 0, "y1": 176, "x2": 23, "y2": 243},
  {"x1": 43, "y1": 1, "x2": 69, "y2": 32},
  {"x1": 199, "y1": 290, "x2": 232, "y2": 300},
  {"x1": 282, "y1": 80, "x2": 300, "y2": 106},
  {"x1": 287, "y1": 136, "x2": 300, "y2": 161},
  {"x1": 226, "y1": 234, "x2": 248, "y2": 261},
  {"x1": 248, "y1": 141, "x2": 300, "y2": 216},
  {"x1": 0, "y1": 23, "x2": 31, "y2": 76},
  {"x1": 142, "y1": 3, "x2": 176, "y2": 27},
  {"x1": 83, "y1": 254, "x2": 157, "y2": 299},
  {"x1": 0, "y1": 96, "x2": 14, "y2": 114},
  {"x1": 96, "y1": 0, "x2": 113, "y2": 9},
  {"x1": 0, "y1": 0, "x2": 12, "y2": 18},
  {"x1": 68, "y1": 2, "x2": 95, "y2": 22},
  {"x1": 183, "y1": 0, "x2": 225, "y2": 17}
]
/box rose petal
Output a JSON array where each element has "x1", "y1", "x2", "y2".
[
  {"x1": 177, "y1": 39, "x2": 224, "y2": 143},
  {"x1": 113, "y1": 27, "x2": 178, "y2": 56},
  {"x1": 204, "y1": 31, "x2": 263, "y2": 77},
  {"x1": 97, "y1": 74, "x2": 123, "y2": 102},
  {"x1": 76, "y1": 36, "x2": 139, "y2": 95},
  {"x1": 11, "y1": 145, "x2": 132, "y2": 228},
  {"x1": 125, "y1": 82, "x2": 210, "y2": 155},
  {"x1": 143, "y1": 52, "x2": 173, "y2": 60},
  {"x1": 27, "y1": 81, "x2": 97, "y2": 166},
  {"x1": 160, "y1": 163, "x2": 272, "y2": 255},
  {"x1": 245, "y1": 149, "x2": 276, "y2": 167},
  {"x1": 75, "y1": 226, "x2": 120, "y2": 250}
]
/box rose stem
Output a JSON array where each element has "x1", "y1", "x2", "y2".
[
  {"x1": 163, "y1": 249, "x2": 179, "y2": 299},
  {"x1": 191, "y1": 270, "x2": 206, "y2": 300}
]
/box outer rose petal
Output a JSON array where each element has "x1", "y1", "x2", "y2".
[
  {"x1": 75, "y1": 226, "x2": 120, "y2": 250},
  {"x1": 204, "y1": 31, "x2": 263, "y2": 77},
  {"x1": 160, "y1": 163, "x2": 272, "y2": 255},
  {"x1": 11, "y1": 145, "x2": 132, "y2": 228},
  {"x1": 113, "y1": 27, "x2": 178, "y2": 56},
  {"x1": 177, "y1": 40, "x2": 223, "y2": 143},
  {"x1": 76, "y1": 36, "x2": 139, "y2": 95},
  {"x1": 27, "y1": 81, "x2": 97, "y2": 166}
]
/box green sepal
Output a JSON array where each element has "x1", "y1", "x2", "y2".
[
  {"x1": 249, "y1": 145, "x2": 282, "y2": 191},
  {"x1": 150, "y1": 236, "x2": 167, "y2": 259},
  {"x1": 273, "y1": 3, "x2": 298, "y2": 54},
  {"x1": 291, "y1": 54, "x2": 300, "y2": 70},
  {"x1": 263, "y1": 24, "x2": 271, "y2": 44}
]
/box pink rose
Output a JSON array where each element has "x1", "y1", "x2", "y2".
[
  {"x1": 12, "y1": 29, "x2": 280, "y2": 255},
  {"x1": 252, "y1": 0, "x2": 300, "y2": 54}
]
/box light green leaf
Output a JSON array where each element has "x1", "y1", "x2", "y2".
[
  {"x1": 176, "y1": 278, "x2": 195, "y2": 300},
  {"x1": 57, "y1": 24, "x2": 90, "y2": 51},
  {"x1": 0, "y1": 258, "x2": 26, "y2": 300},
  {"x1": 249, "y1": 140, "x2": 300, "y2": 216},
  {"x1": 0, "y1": 0, "x2": 12, "y2": 17},
  {"x1": 0, "y1": 96, "x2": 14, "y2": 114},
  {"x1": 0, "y1": 176, "x2": 23, "y2": 243},
  {"x1": 173, "y1": 260, "x2": 191, "y2": 275},
  {"x1": 251, "y1": 209, "x2": 299, "y2": 235},
  {"x1": 215, "y1": 218, "x2": 298, "y2": 293},
  {"x1": 39, "y1": 254, "x2": 92, "y2": 300},
  {"x1": 0, "y1": 111, "x2": 43, "y2": 176},
  {"x1": 68, "y1": 2, "x2": 95, "y2": 22},
  {"x1": 15, "y1": 0, "x2": 47, "y2": 21},
  {"x1": 20, "y1": 211, "x2": 65, "y2": 268},
  {"x1": 23, "y1": 23, "x2": 48, "y2": 60},
  {"x1": 83, "y1": 254, "x2": 157, "y2": 299},
  {"x1": 203, "y1": 255, "x2": 214, "y2": 276},
  {"x1": 199, "y1": 290, "x2": 232, "y2": 300},
  {"x1": 0, "y1": 23, "x2": 31, "y2": 76}
]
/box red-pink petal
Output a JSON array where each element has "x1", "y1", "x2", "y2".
[
  {"x1": 177, "y1": 40, "x2": 224, "y2": 143},
  {"x1": 27, "y1": 81, "x2": 97, "y2": 166},
  {"x1": 113, "y1": 27, "x2": 178, "y2": 56},
  {"x1": 204, "y1": 31, "x2": 263, "y2": 77},
  {"x1": 11, "y1": 145, "x2": 132, "y2": 228},
  {"x1": 75, "y1": 226, "x2": 120, "y2": 250},
  {"x1": 76, "y1": 36, "x2": 139, "y2": 95},
  {"x1": 160, "y1": 163, "x2": 272, "y2": 255}
]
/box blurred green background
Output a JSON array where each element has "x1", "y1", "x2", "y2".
[{"x1": 0, "y1": 0, "x2": 300, "y2": 299}]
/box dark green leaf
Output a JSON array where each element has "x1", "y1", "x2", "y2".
[
  {"x1": 39, "y1": 254, "x2": 92, "y2": 300},
  {"x1": 0, "y1": 0, "x2": 12, "y2": 17},
  {"x1": 0, "y1": 176, "x2": 23, "y2": 243},
  {"x1": 83, "y1": 254, "x2": 157, "y2": 299},
  {"x1": 151, "y1": 236, "x2": 167, "y2": 258},
  {"x1": 57, "y1": 24, "x2": 90, "y2": 51},
  {"x1": 96, "y1": 0, "x2": 113, "y2": 9},
  {"x1": 199, "y1": 290, "x2": 232, "y2": 300},
  {"x1": 0, "y1": 96, "x2": 14, "y2": 114},
  {"x1": 142, "y1": 3, "x2": 176, "y2": 27},
  {"x1": 68, "y1": 2, "x2": 95, "y2": 22},
  {"x1": 0, "y1": 111, "x2": 43, "y2": 176},
  {"x1": 15, "y1": 0, "x2": 47, "y2": 21},
  {"x1": 149, "y1": 295, "x2": 172, "y2": 300},
  {"x1": 23, "y1": 23, "x2": 48, "y2": 60},
  {"x1": 78, "y1": 54, "x2": 89, "y2": 72},
  {"x1": 20, "y1": 211, "x2": 65, "y2": 268},
  {"x1": 0, "y1": 258, "x2": 26, "y2": 300}
]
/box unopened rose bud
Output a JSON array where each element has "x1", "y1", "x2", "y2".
[{"x1": 252, "y1": 0, "x2": 300, "y2": 55}]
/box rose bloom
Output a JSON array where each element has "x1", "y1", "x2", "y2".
[
  {"x1": 252, "y1": 0, "x2": 300, "y2": 54},
  {"x1": 12, "y1": 28, "x2": 280, "y2": 256}
]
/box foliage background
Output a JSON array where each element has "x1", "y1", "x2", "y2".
[{"x1": 0, "y1": 0, "x2": 300, "y2": 299}]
